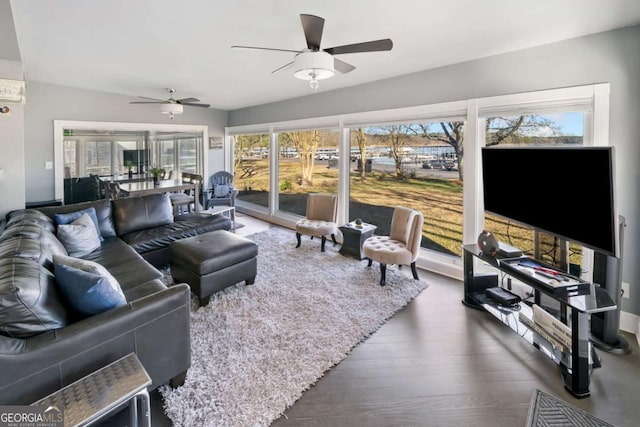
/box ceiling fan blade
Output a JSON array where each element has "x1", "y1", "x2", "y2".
[
  {"x1": 324, "y1": 38, "x2": 393, "y2": 55},
  {"x1": 176, "y1": 97, "x2": 200, "y2": 103},
  {"x1": 130, "y1": 101, "x2": 164, "y2": 104},
  {"x1": 300, "y1": 14, "x2": 324, "y2": 51},
  {"x1": 272, "y1": 61, "x2": 294, "y2": 74},
  {"x1": 232, "y1": 45, "x2": 300, "y2": 53},
  {"x1": 136, "y1": 96, "x2": 166, "y2": 102},
  {"x1": 181, "y1": 103, "x2": 210, "y2": 108},
  {"x1": 334, "y1": 58, "x2": 356, "y2": 74}
]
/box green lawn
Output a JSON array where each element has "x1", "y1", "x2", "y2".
[{"x1": 235, "y1": 157, "x2": 574, "y2": 264}]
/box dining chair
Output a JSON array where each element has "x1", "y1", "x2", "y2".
[
  {"x1": 169, "y1": 172, "x2": 196, "y2": 215},
  {"x1": 106, "y1": 182, "x2": 128, "y2": 200}
]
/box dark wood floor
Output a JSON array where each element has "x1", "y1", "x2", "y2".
[{"x1": 103, "y1": 268, "x2": 640, "y2": 427}]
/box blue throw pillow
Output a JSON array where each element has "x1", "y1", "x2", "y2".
[
  {"x1": 54, "y1": 263, "x2": 127, "y2": 317},
  {"x1": 55, "y1": 207, "x2": 104, "y2": 242}
]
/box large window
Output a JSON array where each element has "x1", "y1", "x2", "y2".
[
  {"x1": 232, "y1": 133, "x2": 270, "y2": 209},
  {"x1": 482, "y1": 112, "x2": 585, "y2": 270},
  {"x1": 349, "y1": 122, "x2": 464, "y2": 257},
  {"x1": 277, "y1": 129, "x2": 339, "y2": 217},
  {"x1": 227, "y1": 84, "x2": 607, "y2": 279}
]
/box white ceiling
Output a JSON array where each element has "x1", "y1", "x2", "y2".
[{"x1": 9, "y1": 0, "x2": 640, "y2": 111}]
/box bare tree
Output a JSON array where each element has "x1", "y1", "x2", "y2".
[
  {"x1": 354, "y1": 127, "x2": 367, "y2": 182},
  {"x1": 280, "y1": 130, "x2": 319, "y2": 186},
  {"x1": 233, "y1": 134, "x2": 268, "y2": 178},
  {"x1": 485, "y1": 116, "x2": 560, "y2": 146},
  {"x1": 418, "y1": 115, "x2": 561, "y2": 180},
  {"x1": 375, "y1": 125, "x2": 412, "y2": 178},
  {"x1": 419, "y1": 122, "x2": 465, "y2": 179}
]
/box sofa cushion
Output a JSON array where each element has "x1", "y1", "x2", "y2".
[
  {"x1": 1, "y1": 222, "x2": 57, "y2": 241},
  {"x1": 80, "y1": 237, "x2": 163, "y2": 291},
  {"x1": 0, "y1": 258, "x2": 69, "y2": 338},
  {"x1": 54, "y1": 206, "x2": 104, "y2": 242},
  {"x1": 6, "y1": 210, "x2": 56, "y2": 234},
  {"x1": 37, "y1": 199, "x2": 117, "y2": 238},
  {"x1": 112, "y1": 193, "x2": 174, "y2": 236},
  {"x1": 0, "y1": 231, "x2": 68, "y2": 271},
  {"x1": 119, "y1": 213, "x2": 231, "y2": 254},
  {"x1": 56, "y1": 213, "x2": 101, "y2": 257},
  {"x1": 54, "y1": 263, "x2": 127, "y2": 317}
]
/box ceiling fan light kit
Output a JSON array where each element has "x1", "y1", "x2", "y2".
[
  {"x1": 160, "y1": 102, "x2": 183, "y2": 118},
  {"x1": 293, "y1": 51, "x2": 334, "y2": 90}
]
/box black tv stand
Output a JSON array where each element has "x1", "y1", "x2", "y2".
[{"x1": 462, "y1": 244, "x2": 617, "y2": 398}]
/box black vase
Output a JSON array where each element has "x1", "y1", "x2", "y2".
[{"x1": 128, "y1": 170, "x2": 133, "y2": 179}]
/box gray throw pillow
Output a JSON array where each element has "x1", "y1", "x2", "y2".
[{"x1": 56, "y1": 213, "x2": 101, "y2": 257}]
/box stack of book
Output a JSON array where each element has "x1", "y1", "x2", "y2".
[{"x1": 518, "y1": 304, "x2": 572, "y2": 351}]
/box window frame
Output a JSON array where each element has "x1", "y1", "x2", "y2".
[
  {"x1": 53, "y1": 121, "x2": 208, "y2": 201},
  {"x1": 226, "y1": 83, "x2": 610, "y2": 279}
]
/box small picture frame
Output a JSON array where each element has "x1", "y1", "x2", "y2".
[
  {"x1": 209, "y1": 137, "x2": 223, "y2": 150},
  {"x1": 0, "y1": 79, "x2": 26, "y2": 104}
]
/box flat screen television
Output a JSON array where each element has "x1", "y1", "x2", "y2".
[
  {"x1": 122, "y1": 149, "x2": 150, "y2": 171},
  {"x1": 481, "y1": 146, "x2": 618, "y2": 257}
]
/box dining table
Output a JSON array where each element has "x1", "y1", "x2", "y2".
[{"x1": 117, "y1": 179, "x2": 201, "y2": 212}]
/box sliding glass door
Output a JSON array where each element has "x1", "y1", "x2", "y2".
[{"x1": 59, "y1": 126, "x2": 205, "y2": 203}]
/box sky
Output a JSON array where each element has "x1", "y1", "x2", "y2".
[{"x1": 364, "y1": 112, "x2": 584, "y2": 137}]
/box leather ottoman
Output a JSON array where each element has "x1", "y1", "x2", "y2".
[{"x1": 170, "y1": 230, "x2": 258, "y2": 306}]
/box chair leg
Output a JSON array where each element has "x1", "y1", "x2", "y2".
[
  {"x1": 295, "y1": 232, "x2": 301, "y2": 248},
  {"x1": 379, "y1": 263, "x2": 387, "y2": 286},
  {"x1": 321, "y1": 236, "x2": 327, "y2": 252},
  {"x1": 331, "y1": 233, "x2": 337, "y2": 246},
  {"x1": 367, "y1": 258, "x2": 373, "y2": 267},
  {"x1": 411, "y1": 262, "x2": 419, "y2": 280}
]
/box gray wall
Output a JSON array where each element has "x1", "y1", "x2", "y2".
[
  {"x1": 0, "y1": 0, "x2": 25, "y2": 219},
  {"x1": 0, "y1": 0, "x2": 20, "y2": 62},
  {"x1": 229, "y1": 26, "x2": 640, "y2": 315},
  {"x1": 24, "y1": 81, "x2": 228, "y2": 202}
]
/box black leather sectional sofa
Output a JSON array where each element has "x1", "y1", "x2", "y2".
[{"x1": 0, "y1": 193, "x2": 231, "y2": 404}]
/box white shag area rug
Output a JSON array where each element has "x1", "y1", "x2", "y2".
[{"x1": 160, "y1": 226, "x2": 428, "y2": 427}]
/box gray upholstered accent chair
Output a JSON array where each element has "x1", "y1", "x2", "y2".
[
  {"x1": 207, "y1": 171, "x2": 237, "y2": 209},
  {"x1": 295, "y1": 193, "x2": 338, "y2": 252},
  {"x1": 362, "y1": 206, "x2": 424, "y2": 286}
]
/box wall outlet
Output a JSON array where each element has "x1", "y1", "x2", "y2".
[
  {"x1": 621, "y1": 282, "x2": 630, "y2": 299},
  {"x1": 45, "y1": 161, "x2": 53, "y2": 170}
]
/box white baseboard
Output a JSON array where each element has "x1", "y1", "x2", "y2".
[
  {"x1": 619, "y1": 310, "x2": 640, "y2": 345},
  {"x1": 417, "y1": 256, "x2": 463, "y2": 281}
]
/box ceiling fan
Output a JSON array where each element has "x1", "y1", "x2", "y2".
[
  {"x1": 232, "y1": 14, "x2": 393, "y2": 90},
  {"x1": 130, "y1": 89, "x2": 210, "y2": 119}
]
